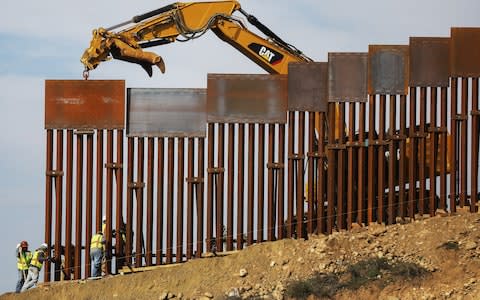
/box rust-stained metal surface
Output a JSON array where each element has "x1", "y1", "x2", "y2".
[
  {"x1": 127, "y1": 88, "x2": 206, "y2": 137},
  {"x1": 450, "y1": 79, "x2": 458, "y2": 212},
  {"x1": 409, "y1": 37, "x2": 450, "y2": 87},
  {"x1": 429, "y1": 88, "x2": 438, "y2": 216},
  {"x1": 227, "y1": 125, "x2": 235, "y2": 249},
  {"x1": 328, "y1": 53, "x2": 368, "y2": 102},
  {"x1": 257, "y1": 124, "x2": 265, "y2": 242},
  {"x1": 146, "y1": 138, "x2": 154, "y2": 266},
  {"x1": 408, "y1": 87, "x2": 418, "y2": 218},
  {"x1": 327, "y1": 102, "x2": 336, "y2": 232},
  {"x1": 336, "y1": 104, "x2": 346, "y2": 229},
  {"x1": 439, "y1": 88, "x2": 448, "y2": 210},
  {"x1": 367, "y1": 95, "x2": 376, "y2": 223},
  {"x1": 471, "y1": 79, "x2": 479, "y2": 212},
  {"x1": 156, "y1": 137, "x2": 165, "y2": 264},
  {"x1": 288, "y1": 62, "x2": 328, "y2": 112},
  {"x1": 368, "y1": 45, "x2": 409, "y2": 95},
  {"x1": 237, "y1": 124, "x2": 245, "y2": 248},
  {"x1": 43, "y1": 130, "x2": 53, "y2": 282},
  {"x1": 347, "y1": 103, "x2": 356, "y2": 229},
  {"x1": 451, "y1": 27, "x2": 480, "y2": 77},
  {"x1": 54, "y1": 131, "x2": 64, "y2": 280},
  {"x1": 65, "y1": 130, "x2": 74, "y2": 280},
  {"x1": 74, "y1": 133, "x2": 84, "y2": 278},
  {"x1": 287, "y1": 112, "x2": 296, "y2": 237},
  {"x1": 114, "y1": 131, "x2": 124, "y2": 271},
  {"x1": 296, "y1": 112, "x2": 306, "y2": 237},
  {"x1": 45, "y1": 80, "x2": 125, "y2": 129},
  {"x1": 84, "y1": 133, "x2": 93, "y2": 277},
  {"x1": 399, "y1": 95, "x2": 407, "y2": 218},
  {"x1": 357, "y1": 104, "x2": 366, "y2": 225},
  {"x1": 134, "y1": 138, "x2": 145, "y2": 267},
  {"x1": 207, "y1": 74, "x2": 287, "y2": 124},
  {"x1": 460, "y1": 79, "x2": 468, "y2": 208},
  {"x1": 177, "y1": 139, "x2": 185, "y2": 262},
  {"x1": 105, "y1": 130, "x2": 114, "y2": 273}
]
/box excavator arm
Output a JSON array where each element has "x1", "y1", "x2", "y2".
[{"x1": 80, "y1": 1, "x2": 312, "y2": 77}]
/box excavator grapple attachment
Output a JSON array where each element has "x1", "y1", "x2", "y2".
[
  {"x1": 109, "y1": 38, "x2": 165, "y2": 77},
  {"x1": 81, "y1": 28, "x2": 165, "y2": 77}
]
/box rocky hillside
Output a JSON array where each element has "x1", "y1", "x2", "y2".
[{"x1": 2, "y1": 208, "x2": 480, "y2": 300}]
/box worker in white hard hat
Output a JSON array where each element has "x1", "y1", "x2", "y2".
[
  {"x1": 21, "y1": 243, "x2": 53, "y2": 292},
  {"x1": 15, "y1": 241, "x2": 32, "y2": 293},
  {"x1": 101, "y1": 215, "x2": 107, "y2": 234}
]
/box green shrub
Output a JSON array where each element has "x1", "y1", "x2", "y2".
[
  {"x1": 285, "y1": 273, "x2": 340, "y2": 299},
  {"x1": 438, "y1": 241, "x2": 459, "y2": 250},
  {"x1": 285, "y1": 257, "x2": 429, "y2": 299}
]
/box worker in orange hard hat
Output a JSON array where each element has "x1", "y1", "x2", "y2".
[{"x1": 15, "y1": 241, "x2": 32, "y2": 293}]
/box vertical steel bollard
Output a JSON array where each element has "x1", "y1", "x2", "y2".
[
  {"x1": 347, "y1": 103, "x2": 356, "y2": 229},
  {"x1": 115, "y1": 131, "x2": 124, "y2": 271},
  {"x1": 368, "y1": 95, "x2": 377, "y2": 223},
  {"x1": 227, "y1": 124, "x2": 235, "y2": 250},
  {"x1": 54, "y1": 130, "x2": 64, "y2": 280},
  {"x1": 236, "y1": 125, "x2": 245, "y2": 249},
  {"x1": 146, "y1": 138, "x2": 155, "y2": 266},
  {"x1": 166, "y1": 137, "x2": 174, "y2": 264},
  {"x1": 471, "y1": 79, "x2": 480, "y2": 211},
  {"x1": 65, "y1": 130, "x2": 74, "y2": 279},
  {"x1": 44, "y1": 130, "x2": 53, "y2": 282},
  {"x1": 177, "y1": 138, "x2": 185, "y2": 262},
  {"x1": 258, "y1": 124, "x2": 266, "y2": 242},
  {"x1": 74, "y1": 132, "x2": 84, "y2": 278},
  {"x1": 85, "y1": 131, "x2": 94, "y2": 278},
  {"x1": 156, "y1": 138, "x2": 164, "y2": 265}
]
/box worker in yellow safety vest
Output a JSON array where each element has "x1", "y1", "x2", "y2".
[
  {"x1": 101, "y1": 215, "x2": 107, "y2": 235},
  {"x1": 15, "y1": 241, "x2": 32, "y2": 293},
  {"x1": 21, "y1": 243, "x2": 51, "y2": 292},
  {"x1": 90, "y1": 231, "x2": 105, "y2": 278}
]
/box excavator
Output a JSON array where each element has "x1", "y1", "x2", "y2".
[
  {"x1": 80, "y1": 1, "x2": 313, "y2": 77},
  {"x1": 80, "y1": 1, "x2": 450, "y2": 226}
]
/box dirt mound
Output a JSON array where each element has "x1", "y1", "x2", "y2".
[{"x1": 2, "y1": 208, "x2": 480, "y2": 299}]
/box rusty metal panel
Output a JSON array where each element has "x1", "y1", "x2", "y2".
[
  {"x1": 369, "y1": 45, "x2": 409, "y2": 95},
  {"x1": 328, "y1": 53, "x2": 368, "y2": 102},
  {"x1": 127, "y1": 88, "x2": 206, "y2": 137},
  {"x1": 288, "y1": 62, "x2": 328, "y2": 112},
  {"x1": 410, "y1": 37, "x2": 450, "y2": 87},
  {"x1": 451, "y1": 27, "x2": 480, "y2": 77},
  {"x1": 207, "y1": 74, "x2": 287, "y2": 124},
  {"x1": 45, "y1": 80, "x2": 125, "y2": 129}
]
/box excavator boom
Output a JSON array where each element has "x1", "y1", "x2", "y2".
[{"x1": 80, "y1": 1, "x2": 312, "y2": 76}]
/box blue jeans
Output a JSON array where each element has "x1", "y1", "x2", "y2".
[
  {"x1": 90, "y1": 248, "x2": 103, "y2": 277},
  {"x1": 21, "y1": 267, "x2": 39, "y2": 292},
  {"x1": 16, "y1": 269, "x2": 27, "y2": 293}
]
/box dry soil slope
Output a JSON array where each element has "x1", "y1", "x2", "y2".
[{"x1": 2, "y1": 208, "x2": 480, "y2": 300}]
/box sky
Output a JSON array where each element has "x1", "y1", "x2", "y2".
[{"x1": 1, "y1": 0, "x2": 479, "y2": 295}]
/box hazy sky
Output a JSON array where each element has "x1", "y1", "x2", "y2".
[{"x1": 1, "y1": 0, "x2": 479, "y2": 294}]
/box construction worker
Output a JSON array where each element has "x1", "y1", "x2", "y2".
[
  {"x1": 15, "y1": 241, "x2": 32, "y2": 293},
  {"x1": 90, "y1": 231, "x2": 105, "y2": 278},
  {"x1": 101, "y1": 215, "x2": 108, "y2": 275},
  {"x1": 107, "y1": 218, "x2": 126, "y2": 268},
  {"x1": 113, "y1": 219, "x2": 127, "y2": 253},
  {"x1": 21, "y1": 243, "x2": 51, "y2": 292},
  {"x1": 101, "y1": 215, "x2": 107, "y2": 234}
]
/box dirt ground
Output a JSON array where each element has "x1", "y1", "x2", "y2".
[{"x1": 2, "y1": 207, "x2": 480, "y2": 300}]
